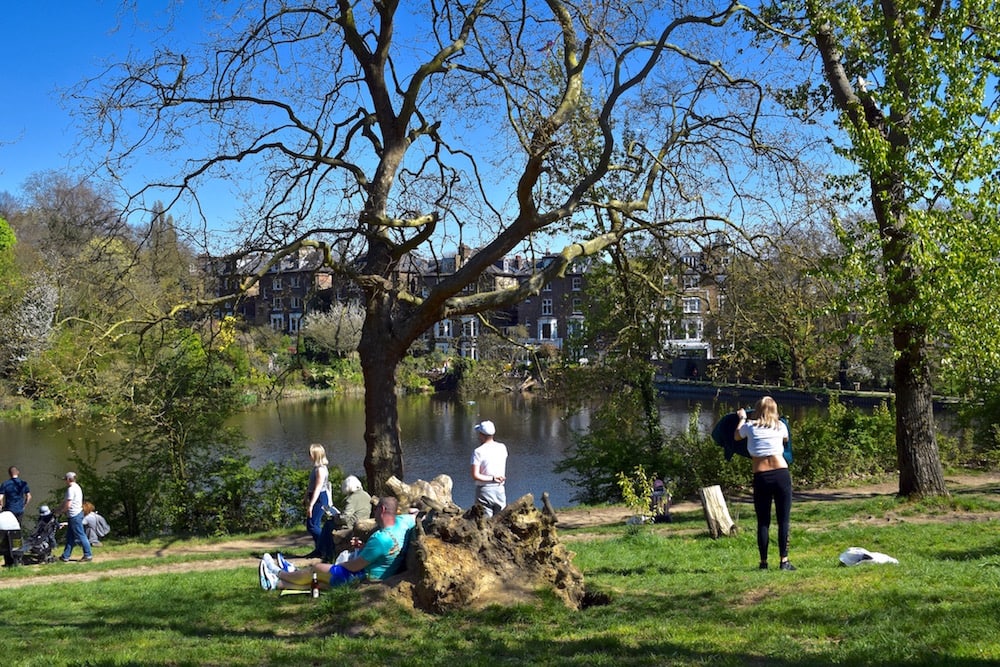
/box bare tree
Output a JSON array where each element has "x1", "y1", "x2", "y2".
[{"x1": 79, "y1": 1, "x2": 801, "y2": 493}]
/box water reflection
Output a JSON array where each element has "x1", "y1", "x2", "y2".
[{"x1": 0, "y1": 392, "x2": 854, "y2": 509}]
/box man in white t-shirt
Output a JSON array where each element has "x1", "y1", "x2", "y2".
[
  {"x1": 59, "y1": 472, "x2": 93, "y2": 562},
  {"x1": 470, "y1": 420, "x2": 508, "y2": 517}
]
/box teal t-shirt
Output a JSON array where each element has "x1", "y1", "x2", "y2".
[{"x1": 358, "y1": 514, "x2": 415, "y2": 580}]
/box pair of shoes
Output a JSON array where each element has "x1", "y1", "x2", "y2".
[
  {"x1": 759, "y1": 562, "x2": 768, "y2": 570},
  {"x1": 259, "y1": 559, "x2": 278, "y2": 591},
  {"x1": 81, "y1": 555, "x2": 93, "y2": 562},
  {"x1": 301, "y1": 550, "x2": 320, "y2": 559},
  {"x1": 276, "y1": 553, "x2": 296, "y2": 573},
  {"x1": 261, "y1": 553, "x2": 281, "y2": 575},
  {"x1": 779, "y1": 561, "x2": 797, "y2": 571},
  {"x1": 60, "y1": 556, "x2": 71, "y2": 562}
]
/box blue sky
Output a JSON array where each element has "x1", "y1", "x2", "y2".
[
  {"x1": 0, "y1": 2, "x2": 816, "y2": 249},
  {"x1": 1, "y1": 3, "x2": 120, "y2": 191},
  {"x1": 0, "y1": 2, "x2": 233, "y2": 223}
]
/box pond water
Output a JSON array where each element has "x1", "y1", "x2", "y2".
[{"x1": 0, "y1": 390, "x2": 891, "y2": 509}]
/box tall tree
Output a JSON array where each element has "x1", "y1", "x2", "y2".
[
  {"x1": 81, "y1": 1, "x2": 801, "y2": 493},
  {"x1": 757, "y1": 0, "x2": 1000, "y2": 496},
  {"x1": 711, "y1": 224, "x2": 842, "y2": 387}
]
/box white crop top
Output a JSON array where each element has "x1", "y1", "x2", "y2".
[{"x1": 738, "y1": 421, "x2": 789, "y2": 457}]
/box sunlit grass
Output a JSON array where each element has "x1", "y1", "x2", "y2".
[{"x1": 5, "y1": 492, "x2": 1000, "y2": 666}]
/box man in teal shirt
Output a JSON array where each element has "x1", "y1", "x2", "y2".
[{"x1": 259, "y1": 496, "x2": 415, "y2": 591}]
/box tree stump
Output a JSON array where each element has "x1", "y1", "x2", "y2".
[
  {"x1": 698, "y1": 485, "x2": 738, "y2": 538},
  {"x1": 383, "y1": 492, "x2": 586, "y2": 613}
]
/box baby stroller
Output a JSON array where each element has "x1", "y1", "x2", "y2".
[
  {"x1": 16, "y1": 506, "x2": 59, "y2": 565},
  {"x1": 650, "y1": 479, "x2": 672, "y2": 524}
]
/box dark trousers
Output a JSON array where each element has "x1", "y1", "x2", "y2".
[{"x1": 752, "y1": 468, "x2": 792, "y2": 563}]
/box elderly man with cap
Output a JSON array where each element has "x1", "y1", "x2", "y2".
[
  {"x1": 58, "y1": 472, "x2": 93, "y2": 562},
  {"x1": 470, "y1": 420, "x2": 508, "y2": 517}
]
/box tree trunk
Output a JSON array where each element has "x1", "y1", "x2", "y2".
[
  {"x1": 893, "y1": 323, "x2": 948, "y2": 497},
  {"x1": 698, "y1": 485, "x2": 737, "y2": 538},
  {"x1": 358, "y1": 312, "x2": 407, "y2": 497},
  {"x1": 880, "y1": 200, "x2": 948, "y2": 498}
]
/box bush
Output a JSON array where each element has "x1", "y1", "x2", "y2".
[
  {"x1": 791, "y1": 397, "x2": 896, "y2": 486},
  {"x1": 558, "y1": 395, "x2": 900, "y2": 505},
  {"x1": 663, "y1": 407, "x2": 748, "y2": 498}
]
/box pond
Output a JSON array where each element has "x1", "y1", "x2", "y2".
[{"x1": 0, "y1": 390, "x2": 893, "y2": 509}]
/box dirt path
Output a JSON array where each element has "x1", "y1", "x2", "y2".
[{"x1": 4, "y1": 472, "x2": 998, "y2": 589}]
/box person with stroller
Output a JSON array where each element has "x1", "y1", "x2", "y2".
[
  {"x1": 58, "y1": 472, "x2": 93, "y2": 563},
  {"x1": 0, "y1": 466, "x2": 32, "y2": 524},
  {"x1": 650, "y1": 479, "x2": 672, "y2": 523},
  {"x1": 17, "y1": 505, "x2": 60, "y2": 564}
]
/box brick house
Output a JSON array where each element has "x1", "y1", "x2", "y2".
[
  {"x1": 203, "y1": 248, "x2": 333, "y2": 334},
  {"x1": 662, "y1": 247, "x2": 728, "y2": 377}
]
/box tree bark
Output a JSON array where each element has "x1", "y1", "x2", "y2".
[
  {"x1": 698, "y1": 485, "x2": 737, "y2": 539},
  {"x1": 893, "y1": 323, "x2": 948, "y2": 497},
  {"x1": 360, "y1": 347, "x2": 405, "y2": 497},
  {"x1": 357, "y1": 292, "x2": 408, "y2": 496}
]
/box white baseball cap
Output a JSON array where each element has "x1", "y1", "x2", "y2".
[{"x1": 474, "y1": 420, "x2": 496, "y2": 436}]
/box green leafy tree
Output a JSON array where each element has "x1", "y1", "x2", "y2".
[
  {"x1": 757, "y1": 0, "x2": 1000, "y2": 496},
  {"x1": 575, "y1": 242, "x2": 674, "y2": 453},
  {"x1": 73, "y1": 327, "x2": 266, "y2": 535},
  {"x1": 0, "y1": 217, "x2": 20, "y2": 310},
  {"x1": 0, "y1": 216, "x2": 15, "y2": 253}
]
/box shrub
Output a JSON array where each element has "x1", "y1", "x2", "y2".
[
  {"x1": 791, "y1": 397, "x2": 896, "y2": 486},
  {"x1": 558, "y1": 395, "x2": 900, "y2": 505}
]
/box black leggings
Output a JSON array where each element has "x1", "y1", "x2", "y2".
[{"x1": 752, "y1": 468, "x2": 792, "y2": 563}]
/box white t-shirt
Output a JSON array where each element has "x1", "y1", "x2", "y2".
[
  {"x1": 738, "y1": 421, "x2": 789, "y2": 458},
  {"x1": 65, "y1": 482, "x2": 84, "y2": 517},
  {"x1": 471, "y1": 440, "x2": 508, "y2": 486}
]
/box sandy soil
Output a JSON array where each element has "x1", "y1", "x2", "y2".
[{"x1": 3, "y1": 472, "x2": 998, "y2": 589}]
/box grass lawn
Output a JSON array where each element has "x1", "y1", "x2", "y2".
[{"x1": 4, "y1": 488, "x2": 1000, "y2": 666}]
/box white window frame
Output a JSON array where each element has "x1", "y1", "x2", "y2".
[
  {"x1": 538, "y1": 317, "x2": 558, "y2": 340},
  {"x1": 461, "y1": 317, "x2": 478, "y2": 338}
]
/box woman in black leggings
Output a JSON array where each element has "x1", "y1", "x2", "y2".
[{"x1": 735, "y1": 397, "x2": 795, "y2": 571}]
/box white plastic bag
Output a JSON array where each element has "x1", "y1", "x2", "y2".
[
  {"x1": 838, "y1": 546, "x2": 899, "y2": 566},
  {"x1": 334, "y1": 548, "x2": 359, "y2": 565}
]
